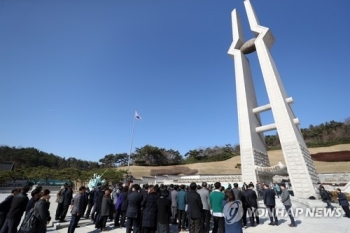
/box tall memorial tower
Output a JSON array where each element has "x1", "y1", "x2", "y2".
[{"x1": 228, "y1": 0, "x2": 319, "y2": 198}]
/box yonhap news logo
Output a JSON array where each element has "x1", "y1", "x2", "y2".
[{"x1": 250, "y1": 207, "x2": 344, "y2": 218}]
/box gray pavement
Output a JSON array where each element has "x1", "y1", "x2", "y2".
[{"x1": 1, "y1": 192, "x2": 350, "y2": 233}]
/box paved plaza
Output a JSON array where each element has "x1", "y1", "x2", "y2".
[{"x1": 1, "y1": 191, "x2": 349, "y2": 233}]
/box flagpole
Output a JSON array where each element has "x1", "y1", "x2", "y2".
[{"x1": 127, "y1": 110, "x2": 136, "y2": 176}]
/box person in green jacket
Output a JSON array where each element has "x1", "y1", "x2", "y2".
[{"x1": 209, "y1": 182, "x2": 225, "y2": 233}]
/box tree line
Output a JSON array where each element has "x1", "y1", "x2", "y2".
[
  {"x1": 265, "y1": 119, "x2": 350, "y2": 149},
  {"x1": 1, "y1": 118, "x2": 349, "y2": 170}
]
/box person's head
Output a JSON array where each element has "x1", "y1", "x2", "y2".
[
  {"x1": 263, "y1": 184, "x2": 269, "y2": 189},
  {"x1": 160, "y1": 189, "x2": 169, "y2": 198},
  {"x1": 122, "y1": 186, "x2": 129, "y2": 192},
  {"x1": 39, "y1": 189, "x2": 51, "y2": 201},
  {"x1": 234, "y1": 183, "x2": 239, "y2": 189},
  {"x1": 225, "y1": 189, "x2": 235, "y2": 202},
  {"x1": 169, "y1": 184, "x2": 174, "y2": 189},
  {"x1": 64, "y1": 183, "x2": 68, "y2": 188},
  {"x1": 132, "y1": 184, "x2": 140, "y2": 191},
  {"x1": 214, "y1": 182, "x2": 221, "y2": 190},
  {"x1": 190, "y1": 182, "x2": 197, "y2": 191},
  {"x1": 280, "y1": 184, "x2": 286, "y2": 190},
  {"x1": 32, "y1": 189, "x2": 41, "y2": 200},
  {"x1": 248, "y1": 184, "x2": 254, "y2": 189},
  {"x1": 79, "y1": 186, "x2": 86, "y2": 193},
  {"x1": 104, "y1": 189, "x2": 111, "y2": 197},
  {"x1": 148, "y1": 186, "x2": 156, "y2": 194},
  {"x1": 11, "y1": 188, "x2": 19, "y2": 196},
  {"x1": 220, "y1": 186, "x2": 225, "y2": 192},
  {"x1": 180, "y1": 184, "x2": 185, "y2": 190},
  {"x1": 21, "y1": 186, "x2": 30, "y2": 194},
  {"x1": 336, "y1": 188, "x2": 341, "y2": 194},
  {"x1": 202, "y1": 182, "x2": 207, "y2": 188},
  {"x1": 143, "y1": 184, "x2": 149, "y2": 190}
]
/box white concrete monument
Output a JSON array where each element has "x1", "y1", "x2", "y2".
[{"x1": 228, "y1": 0, "x2": 319, "y2": 198}]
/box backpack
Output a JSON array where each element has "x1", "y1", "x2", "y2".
[{"x1": 18, "y1": 204, "x2": 41, "y2": 233}]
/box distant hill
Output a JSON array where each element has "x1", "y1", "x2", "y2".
[{"x1": 120, "y1": 144, "x2": 350, "y2": 179}]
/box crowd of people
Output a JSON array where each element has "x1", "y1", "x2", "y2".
[{"x1": 0, "y1": 180, "x2": 349, "y2": 233}]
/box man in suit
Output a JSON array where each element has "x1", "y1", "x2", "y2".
[
  {"x1": 60, "y1": 184, "x2": 73, "y2": 222},
  {"x1": 263, "y1": 184, "x2": 278, "y2": 226},
  {"x1": 187, "y1": 183, "x2": 203, "y2": 233},
  {"x1": 170, "y1": 184, "x2": 178, "y2": 224},
  {"x1": 280, "y1": 184, "x2": 296, "y2": 227},
  {"x1": 125, "y1": 184, "x2": 143, "y2": 233},
  {"x1": 68, "y1": 186, "x2": 86, "y2": 233},
  {"x1": 0, "y1": 186, "x2": 30, "y2": 233},
  {"x1": 336, "y1": 188, "x2": 350, "y2": 218},
  {"x1": 231, "y1": 183, "x2": 242, "y2": 201},
  {"x1": 244, "y1": 184, "x2": 259, "y2": 227},
  {"x1": 0, "y1": 188, "x2": 19, "y2": 230},
  {"x1": 197, "y1": 182, "x2": 210, "y2": 233}
]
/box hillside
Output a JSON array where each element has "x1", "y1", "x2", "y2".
[{"x1": 120, "y1": 144, "x2": 350, "y2": 178}]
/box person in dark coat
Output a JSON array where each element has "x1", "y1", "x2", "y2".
[
  {"x1": 61, "y1": 185, "x2": 73, "y2": 222},
  {"x1": 85, "y1": 188, "x2": 95, "y2": 219},
  {"x1": 263, "y1": 184, "x2": 278, "y2": 226},
  {"x1": 320, "y1": 187, "x2": 334, "y2": 210},
  {"x1": 0, "y1": 188, "x2": 18, "y2": 230},
  {"x1": 120, "y1": 186, "x2": 129, "y2": 228},
  {"x1": 336, "y1": 188, "x2": 350, "y2": 218},
  {"x1": 125, "y1": 184, "x2": 143, "y2": 233},
  {"x1": 96, "y1": 189, "x2": 113, "y2": 231},
  {"x1": 142, "y1": 186, "x2": 158, "y2": 233},
  {"x1": 157, "y1": 189, "x2": 171, "y2": 233},
  {"x1": 0, "y1": 186, "x2": 30, "y2": 233},
  {"x1": 186, "y1": 182, "x2": 203, "y2": 233},
  {"x1": 244, "y1": 184, "x2": 259, "y2": 226},
  {"x1": 34, "y1": 189, "x2": 52, "y2": 233},
  {"x1": 25, "y1": 187, "x2": 42, "y2": 214},
  {"x1": 94, "y1": 185, "x2": 107, "y2": 224}
]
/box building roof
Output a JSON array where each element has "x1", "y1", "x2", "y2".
[{"x1": 0, "y1": 162, "x2": 14, "y2": 171}]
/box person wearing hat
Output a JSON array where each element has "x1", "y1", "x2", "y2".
[{"x1": 280, "y1": 184, "x2": 296, "y2": 227}]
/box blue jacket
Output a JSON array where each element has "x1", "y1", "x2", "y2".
[{"x1": 177, "y1": 190, "x2": 187, "y2": 210}]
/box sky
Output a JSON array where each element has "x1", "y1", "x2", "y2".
[{"x1": 0, "y1": 0, "x2": 349, "y2": 162}]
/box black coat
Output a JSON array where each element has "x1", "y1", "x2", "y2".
[
  {"x1": 244, "y1": 189, "x2": 258, "y2": 208},
  {"x1": 186, "y1": 190, "x2": 203, "y2": 219},
  {"x1": 121, "y1": 191, "x2": 128, "y2": 211},
  {"x1": 88, "y1": 190, "x2": 95, "y2": 205},
  {"x1": 36, "y1": 199, "x2": 51, "y2": 233},
  {"x1": 157, "y1": 197, "x2": 171, "y2": 224},
  {"x1": 263, "y1": 189, "x2": 276, "y2": 206},
  {"x1": 338, "y1": 192, "x2": 349, "y2": 206},
  {"x1": 142, "y1": 193, "x2": 158, "y2": 228},
  {"x1": 25, "y1": 197, "x2": 38, "y2": 213},
  {"x1": 95, "y1": 190, "x2": 105, "y2": 214},
  {"x1": 6, "y1": 193, "x2": 29, "y2": 219},
  {"x1": 0, "y1": 195, "x2": 14, "y2": 216},
  {"x1": 125, "y1": 191, "x2": 143, "y2": 218},
  {"x1": 320, "y1": 190, "x2": 331, "y2": 201},
  {"x1": 63, "y1": 188, "x2": 73, "y2": 206}
]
